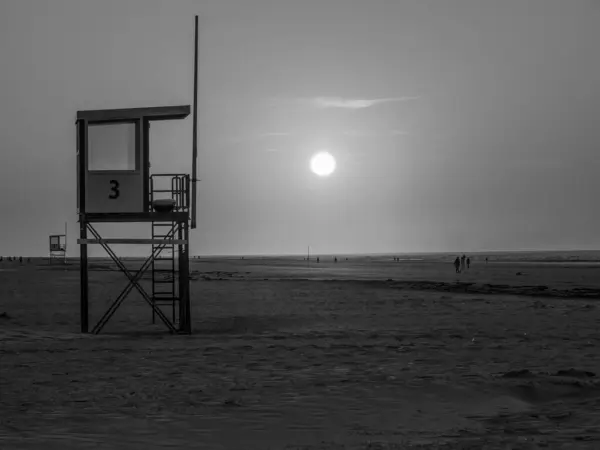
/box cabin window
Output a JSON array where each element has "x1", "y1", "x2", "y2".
[{"x1": 88, "y1": 122, "x2": 137, "y2": 171}]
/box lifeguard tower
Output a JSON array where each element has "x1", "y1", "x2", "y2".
[
  {"x1": 49, "y1": 224, "x2": 67, "y2": 264},
  {"x1": 76, "y1": 18, "x2": 200, "y2": 335}
]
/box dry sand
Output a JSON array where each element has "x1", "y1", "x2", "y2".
[{"x1": 1, "y1": 255, "x2": 600, "y2": 449}]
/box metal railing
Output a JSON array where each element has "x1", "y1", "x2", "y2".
[{"x1": 149, "y1": 174, "x2": 190, "y2": 212}]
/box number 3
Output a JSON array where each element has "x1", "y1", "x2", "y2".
[{"x1": 109, "y1": 180, "x2": 120, "y2": 199}]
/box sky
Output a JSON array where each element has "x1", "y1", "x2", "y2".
[{"x1": 1, "y1": 0, "x2": 600, "y2": 257}]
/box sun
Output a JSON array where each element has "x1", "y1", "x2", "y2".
[{"x1": 310, "y1": 152, "x2": 336, "y2": 176}]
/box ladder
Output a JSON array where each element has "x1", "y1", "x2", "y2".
[
  {"x1": 151, "y1": 221, "x2": 179, "y2": 326},
  {"x1": 149, "y1": 174, "x2": 190, "y2": 328}
]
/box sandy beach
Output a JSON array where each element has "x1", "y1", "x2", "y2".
[{"x1": 1, "y1": 254, "x2": 600, "y2": 449}]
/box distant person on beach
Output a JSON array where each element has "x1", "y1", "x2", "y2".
[
  {"x1": 460, "y1": 254, "x2": 466, "y2": 272},
  {"x1": 454, "y1": 256, "x2": 460, "y2": 273},
  {"x1": 485, "y1": 257, "x2": 488, "y2": 264},
  {"x1": 334, "y1": 257, "x2": 337, "y2": 263},
  {"x1": 316, "y1": 257, "x2": 320, "y2": 263},
  {"x1": 467, "y1": 257, "x2": 470, "y2": 269}
]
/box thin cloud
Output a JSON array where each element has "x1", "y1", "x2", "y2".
[
  {"x1": 307, "y1": 96, "x2": 419, "y2": 109},
  {"x1": 257, "y1": 132, "x2": 291, "y2": 138},
  {"x1": 267, "y1": 96, "x2": 419, "y2": 110},
  {"x1": 342, "y1": 129, "x2": 409, "y2": 138}
]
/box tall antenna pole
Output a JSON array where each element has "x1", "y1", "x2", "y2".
[{"x1": 191, "y1": 15, "x2": 199, "y2": 229}]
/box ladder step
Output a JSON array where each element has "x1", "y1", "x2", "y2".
[
  {"x1": 153, "y1": 257, "x2": 175, "y2": 261},
  {"x1": 152, "y1": 269, "x2": 176, "y2": 273},
  {"x1": 154, "y1": 280, "x2": 175, "y2": 284},
  {"x1": 152, "y1": 296, "x2": 179, "y2": 301}
]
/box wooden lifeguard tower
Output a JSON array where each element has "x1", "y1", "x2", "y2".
[
  {"x1": 76, "y1": 17, "x2": 200, "y2": 335},
  {"x1": 49, "y1": 223, "x2": 67, "y2": 264}
]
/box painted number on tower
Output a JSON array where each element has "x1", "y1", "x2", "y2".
[{"x1": 109, "y1": 180, "x2": 120, "y2": 199}]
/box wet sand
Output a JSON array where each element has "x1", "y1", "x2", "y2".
[{"x1": 1, "y1": 257, "x2": 600, "y2": 448}]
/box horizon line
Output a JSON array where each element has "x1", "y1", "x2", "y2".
[{"x1": 21, "y1": 248, "x2": 600, "y2": 259}]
